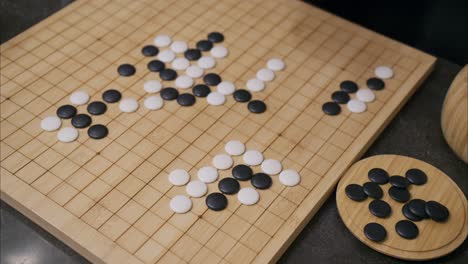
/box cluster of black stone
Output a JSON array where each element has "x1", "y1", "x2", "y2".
[
  {"x1": 345, "y1": 168, "x2": 449, "y2": 242},
  {"x1": 322, "y1": 78, "x2": 385, "y2": 116},
  {"x1": 205, "y1": 164, "x2": 272, "y2": 211}
]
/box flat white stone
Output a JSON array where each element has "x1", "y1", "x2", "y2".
[
  {"x1": 171, "y1": 57, "x2": 190, "y2": 70},
  {"x1": 246, "y1": 78, "x2": 265, "y2": 92},
  {"x1": 347, "y1": 99, "x2": 367, "y2": 113},
  {"x1": 206, "y1": 92, "x2": 226, "y2": 106},
  {"x1": 261, "y1": 159, "x2": 282, "y2": 175},
  {"x1": 185, "y1": 180, "x2": 207, "y2": 198},
  {"x1": 168, "y1": 169, "x2": 190, "y2": 186},
  {"x1": 256, "y1": 68, "x2": 275, "y2": 82},
  {"x1": 212, "y1": 154, "x2": 233, "y2": 170},
  {"x1": 374, "y1": 66, "x2": 394, "y2": 79},
  {"x1": 69, "y1": 90, "x2": 89, "y2": 105},
  {"x1": 158, "y1": 49, "x2": 176, "y2": 63},
  {"x1": 41, "y1": 116, "x2": 61, "y2": 131},
  {"x1": 267, "y1": 58, "x2": 285, "y2": 71},
  {"x1": 143, "y1": 80, "x2": 162, "y2": 93},
  {"x1": 243, "y1": 150, "x2": 263, "y2": 166},
  {"x1": 170, "y1": 195, "x2": 192, "y2": 214},
  {"x1": 279, "y1": 169, "x2": 300, "y2": 186},
  {"x1": 175, "y1": 75, "x2": 193, "y2": 89},
  {"x1": 57, "y1": 127, "x2": 78, "y2": 143},
  {"x1": 216, "y1": 81, "x2": 236, "y2": 95},
  {"x1": 197, "y1": 56, "x2": 216, "y2": 69},
  {"x1": 185, "y1": 65, "x2": 204, "y2": 78},
  {"x1": 119, "y1": 98, "x2": 139, "y2": 113},
  {"x1": 356, "y1": 88, "x2": 376, "y2": 103},
  {"x1": 144, "y1": 95, "x2": 163, "y2": 110},
  {"x1": 224, "y1": 140, "x2": 245, "y2": 156},
  {"x1": 170, "y1": 40, "x2": 188, "y2": 53},
  {"x1": 197, "y1": 166, "x2": 218, "y2": 183},
  {"x1": 154, "y1": 34, "x2": 172, "y2": 47},
  {"x1": 210, "y1": 46, "x2": 228, "y2": 58},
  {"x1": 237, "y1": 187, "x2": 259, "y2": 205}
]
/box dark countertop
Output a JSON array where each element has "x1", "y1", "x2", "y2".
[{"x1": 1, "y1": 1, "x2": 467, "y2": 264}]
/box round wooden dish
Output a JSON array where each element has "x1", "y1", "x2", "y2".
[{"x1": 336, "y1": 155, "x2": 467, "y2": 260}]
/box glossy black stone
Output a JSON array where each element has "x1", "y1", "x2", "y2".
[
  {"x1": 402, "y1": 203, "x2": 423, "y2": 221},
  {"x1": 395, "y1": 220, "x2": 419, "y2": 239},
  {"x1": 364, "y1": 223, "x2": 387, "y2": 242},
  {"x1": 205, "y1": 192, "x2": 228, "y2": 211},
  {"x1": 71, "y1": 114, "x2": 91, "y2": 129},
  {"x1": 232, "y1": 165, "x2": 253, "y2": 181},
  {"x1": 367, "y1": 78, "x2": 385, "y2": 90},
  {"x1": 251, "y1": 173, "x2": 272, "y2": 190},
  {"x1": 322, "y1": 102, "x2": 341, "y2": 115},
  {"x1": 207, "y1": 32, "x2": 224, "y2": 43},
  {"x1": 177, "y1": 93, "x2": 196, "y2": 106},
  {"x1": 147, "y1": 60, "x2": 165, "y2": 72},
  {"x1": 203, "y1": 73, "x2": 221, "y2": 86},
  {"x1": 389, "y1": 176, "x2": 409, "y2": 189},
  {"x1": 87, "y1": 101, "x2": 107, "y2": 115},
  {"x1": 102, "y1": 89, "x2": 121, "y2": 103},
  {"x1": 218, "y1": 178, "x2": 240, "y2": 195},
  {"x1": 405, "y1": 168, "x2": 428, "y2": 185},
  {"x1": 408, "y1": 199, "x2": 428, "y2": 219},
  {"x1": 425, "y1": 201, "x2": 449, "y2": 222},
  {"x1": 233, "y1": 89, "x2": 252, "y2": 102},
  {"x1": 368, "y1": 200, "x2": 391, "y2": 218},
  {"x1": 331, "y1": 91, "x2": 350, "y2": 104},
  {"x1": 196, "y1": 40, "x2": 213, "y2": 51},
  {"x1": 362, "y1": 182, "x2": 383, "y2": 199},
  {"x1": 159, "y1": 69, "x2": 177, "y2": 81},
  {"x1": 388, "y1": 186, "x2": 410, "y2": 203},
  {"x1": 248, "y1": 100, "x2": 266, "y2": 114},
  {"x1": 56, "y1": 105, "x2": 77, "y2": 119},
  {"x1": 368, "y1": 168, "x2": 389, "y2": 185},
  {"x1": 340, "y1": 80, "x2": 358, "y2": 93},
  {"x1": 141, "y1": 45, "x2": 158, "y2": 57},
  {"x1": 345, "y1": 184, "x2": 367, "y2": 202},
  {"x1": 184, "y1": 49, "x2": 202, "y2": 61},
  {"x1": 117, "y1": 63, "x2": 135, "y2": 76},
  {"x1": 87, "y1": 124, "x2": 108, "y2": 139},
  {"x1": 160, "y1": 88, "x2": 179, "y2": 101},
  {"x1": 192, "y1": 84, "x2": 211, "y2": 97}
]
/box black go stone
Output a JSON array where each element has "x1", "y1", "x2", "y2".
[
  {"x1": 340, "y1": 80, "x2": 358, "y2": 93},
  {"x1": 368, "y1": 168, "x2": 389, "y2": 185},
  {"x1": 232, "y1": 165, "x2": 253, "y2": 181},
  {"x1": 405, "y1": 168, "x2": 428, "y2": 185},
  {"x1": 207, "y1": 32, "x2": 224, "y2": 43},
  {"x1": 331, "y1": 91, "x2": 350, "y2": 104},
  {"x1": 364, "y1": 223, "x2": 387, "y2": 242},
  {"x1": 141, "y1": 45, "x2": 159, "y2": 57},
  {"x1": 233, "y1": 89, "x2": 252, "y2": 102},
  {"x1": 251, "y1": 173, "x2": 272, "y2": 190},
  {"x1": 425, "y1": 201, "x2": 449, "y2": 222},
  {"x1": 117, "y1": 64, "x2": 136, "y2": 77},
  {"x1": 395, "y1": 220, "x2": 419, "y2": 239},
  {"x1": 203, "y1": 73, "x2": 221, "y2": 86},
  {"x1": 87, "y1": 124, "x2": 108, "y2": 139},
  {"x1": 184, "y1": 49, "x2": 202, "y2": 61},
  {"x1": 248, "y1": 100, "x2": 267, "y2": 114},
  {"x1": 196, "y1": 40, "x2": 213, "y2": 51},
  {"x1": 368, "y1": 199, "x2": 392, "y2": 218},
  {"x1": 71, "y1": 114, "x2": 92, "y2": 129},
  {"x1": 206, "y1": 192, "x2": 228, "y2": 211},
  {"x1": 87, "y1": 101, "x2": 107, "y2": 115},
  {"x1": 192, "y1": 84, "x2": 211, "y2": 97},
  {"x1": 177, "y1": 93, "x2": 196, "y2": 106},
  {"x1": 362, "y1": 182, "x2": 383, "y2": 199},
  {"x1": 408, "y1": 199, "x2": 428, "y2": 219},
  {"x1": 345, "y1": 184, "x2": 367, "y2": 202},
  {"x1": 159, "y1": 69, "x2": 177, "y2": 81},
  {"x1": 388, "y1": 186, "x2": 410, "y2": 203},
  {"x1": 160, "y1": 88, "x2": 179, "y2": 101},
  {"x1": 402, "y1": 203, "x2": 423, "y2": 222},
  {"x1": 322, "y1": 102, "x2": 341, "y2": 116},
  {"x1": 218, "y1": 178, "x2": 240, "y2": 195},
  {"x1": 57, "y1": 105, "x2": 77, "y2": 119},
  {"x1": 367, "y1": 78, "x2": 385, "y2": 90},
  {"x1": 102, "y1": 89, "x2": 121, "y2": 103},
  {"x1": 148, "y1": 60, "x2": 165, "y2": 72},
  {"x1": 389, "y1": 176, "x2": 409, "y2": 189}
]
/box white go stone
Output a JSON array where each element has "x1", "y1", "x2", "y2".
[
  {"x1": 216, "y1": 81, "x2": 236, "y2": 95},
  {"x1": 374, "y1": 66, "x2": 394, "y2": 79},
  {"x1": 261, "y1": 159, "x2": 282, "y2": 175},
  {"x1": 210, "y1": 46, "x2": 228, "y2": 58},
  {"x1": 246, "y1": 78, "x2": 265, "y2": 92},
  {"x1": 256, "y1": 68, "x2": 275, "y2": 82},
  {"x1": 170, "y1": 195, "x2": 192, "y2": 214},
  {"x1": 172, "y1": 57, "x2": 190, "y2": 70},
  {"x1": 347, "y1": 99, "x2": 367, "y2": 113},
  {"x1": 158, "y1": 49, "x2": 176, "y2": 63},
  {"x1": 175, "y1": 75, "x2": 193, "y2": 89},
  {"x1": 69, "y1": 90, "x2": 89, "y2": 105},
  {"x1": 243, "y1": 150, "x2": 264, "y2": 166},
  {"x1": 41, "y1": 116, "x2": 61, "y2": 131},
  {"x1": 267, "y1": 58, "x2": 285, "y2": 71},
  {"x1": 206, "y1": 92, "x2": 226, "y2": 106},
  {"x1": 197, "y1": 166, "x2": 218, "y2": 183},
  {"x1": 197, "y1": 56, "x2": 216, "y2": 69},
  {"x1": 57, "y1": 127, "x2": 78, "y2": 143},
  {"x1": 237, "y1": 187, "x2": 259, "y2": 205},
  {"x1": 170, "y1": 40, "x2": 188, "y2": 53},
  {"x1": 186, "y1": 180, "x2": 208, "y2": 198},
  {"x1": 212, "y1": 154, "x2": 233, "y2": 170},
  {"x1": 144, "y1": 95, "x2": 164, "y2": 110},
  {"x1": 154, "y1": 34, "x2": 172, "y2": 47},
  {"x1": 279, "y1": 169, "x2": 300, "y2": 186},
  {"x1": 168, "y1": 169, "x2": 190, "y2": 186},
  {"x1": 356, "y1": 88, "x2": 376, "y2": 103},
  {"x1": 143, "y1": 80, "x2": 162, "y2": 93},
  {"x1": 186, "y1": 65, "x2": 204, "y2": 78},
  {"x1": 119, "y1": 98, "x2": 139, "y2": 113},
  {"x1": 224, "y1": 140, "x2": 245, "y2": 156}
]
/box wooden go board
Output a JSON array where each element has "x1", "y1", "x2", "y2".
[{"x1": 0, "y1": 0, "x2": 436, "y2": 263}]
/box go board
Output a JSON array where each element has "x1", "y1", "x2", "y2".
[{"x1": 0, "y1": 0, "x2": 436, "y2": 263}]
